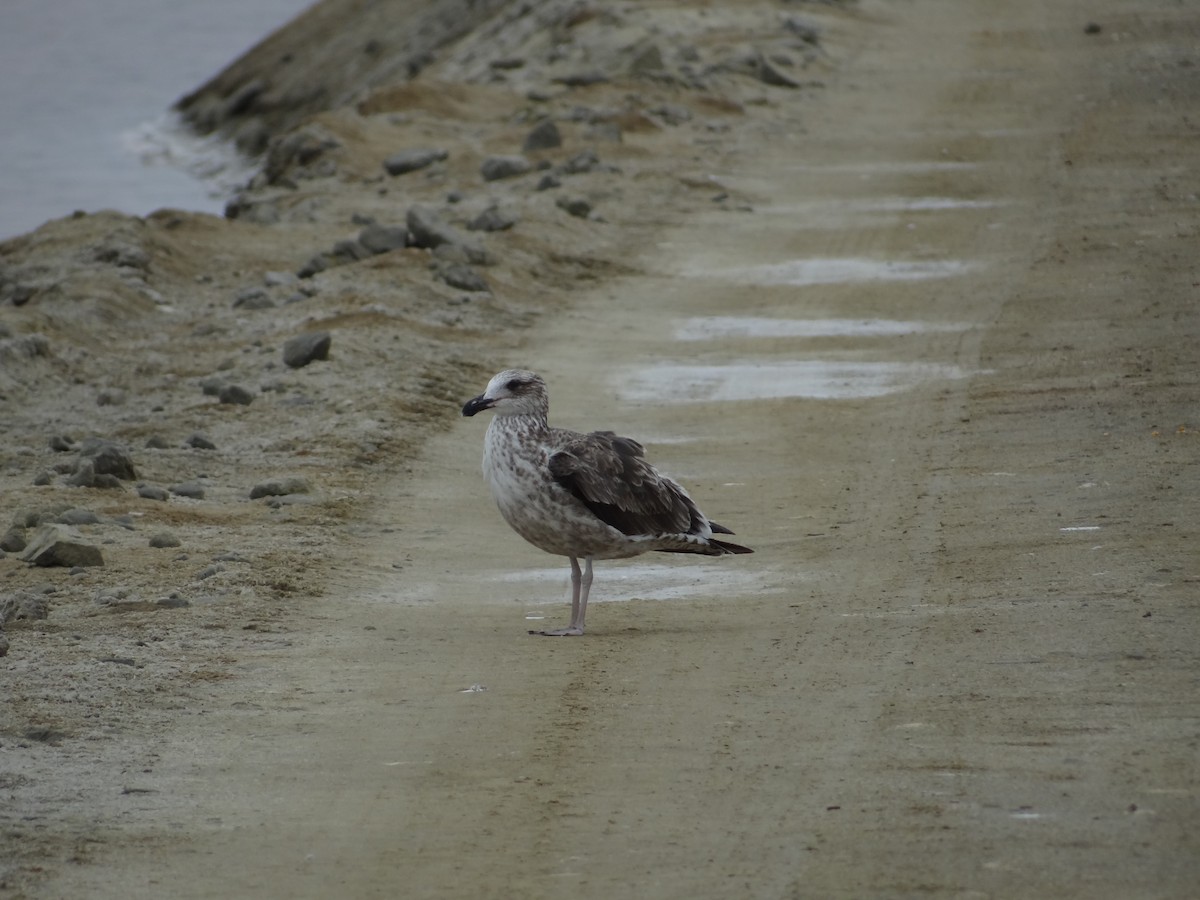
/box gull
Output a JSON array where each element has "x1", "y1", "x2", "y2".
[{"x1": 462, "y1": 369, "x2": 752, "y2": 636}]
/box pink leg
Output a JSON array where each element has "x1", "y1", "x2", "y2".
[{"x1": 531, "y1": 556, "x2": 588, "y2": 636}]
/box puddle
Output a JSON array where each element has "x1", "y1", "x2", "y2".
[
  {"x1": 760, "y1": 197, "x2": 1003, "y2": 216},
  {"x1": 688, "y1": 257, "x2": 975, "y2": 287},
  {"x1": 622, "y1": 361, "x2": 973, "y2": 402},
  {"x1": 674, "y1": 317, "x2": 969, "y2": 341}
]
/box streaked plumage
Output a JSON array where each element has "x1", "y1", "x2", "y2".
[{"x1": 462, "y1": 369, "x2": 752, "y2": 636}]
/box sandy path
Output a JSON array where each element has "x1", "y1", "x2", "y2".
[{"x1": 35, "y1": 1, "x2": 1198, "y2": 897}]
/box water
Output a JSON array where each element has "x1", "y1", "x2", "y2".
[
  {"x1": 686, "y1": 257, "x2": 976, "y2": 287},
  {"x1": 0, "y1": 0, "x2": 312, "y2": 240}
]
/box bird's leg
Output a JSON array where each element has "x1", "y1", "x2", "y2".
[
  {"x1": 531, "y1": 556, "x2": 585, "y2": 636},
  {"x1": 575, "y1": 557, "x2": 594, "y2": 633}
]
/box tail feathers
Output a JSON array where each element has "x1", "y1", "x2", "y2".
[{"x1": 709, "y1": 537, "x2": 754, "y2": 555}]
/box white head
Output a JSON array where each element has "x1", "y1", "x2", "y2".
[{"x1": 461, "y1": 369, "x2": 549, "y2": 419}]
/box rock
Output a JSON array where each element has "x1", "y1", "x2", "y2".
[
  {"x1": 55, "y1": 508, "x2": 99, "y2": 526},
  {"x1": 283, "y1": 331, "x2": 332, "y2": 368},
  {"x1": 263, "y1": 271, "x2": 296, "y2": 288},
  {"x1": 185, "y1": 433, "x2": 217, "y2": 450},
  {"x1": 263, "y1": 124, "x2": 341, "y2": 184},
  {"x1": 559, "y1": 149, "x2": 601, "y2": 175},
  {"x1": 78, "y1": 438, "x2": 137, "y2": 480},
  {"x1": 21, "y1": 524, "x2": 104, "y2": 568},
  {"x1": 137, "y1": 484, "x2": 169, "y2": 501},
  {"x1": 755, "y1": 52, "x2": 802, "y2": 89},
  {"x1": 297, "y1": 254, "x2": 329, "y2": 279},
  {"x1": 480, "y1": 155, "x2": 533, "y2": 182},
  {"x1": 249, "y1": 477, "x2": 311, "y2": 499},
  {"x1": 218, "y1": 384, "x2": 255, "y2": 406},
  {"x1": 405, "y1": 206, "x2": 489, "y2": 264},
  {"x1": 523, "y1": 119, "x2": 562, "y2": 152},
  {"x1": 145, "y1": 435, "x2": 171, "y2": 450},
  {"x1": 358, "y1": 223, "x2": 409, "y2": 254},
  {"x1": 383, "y1": 147, "x2": 448, "y2": 176},
  {"x1": 536, "y1": 174, "x2": 562, "y2": 191},
  {"x1": 66, "y1": 460, "x2": 97, "y2": 488},
  {"x1": 467, "y1": 207, "x2": 518, "y2": 232},
  {"x1": 149, "y1": 531, "x2": 182, "y2": 548},
  {"x1": 233, "y1": 287, "x2": 276, "y2": 309},
  {"x1": 783, "y1": 17, "x2": 822, "y2": 45},
  {"x1": 435, "y1": 263, "x2": 491, "y2": 293},
  {"x1": 48, "y1": 435, "x2": 77, "y2": 452},
  {"x1": 96, "y1": 388, "x2": 127, "y2": 406},
  {"x1": 0, "y1": 333, "x2": 50, "y2": 363},
  {"x1": 155, "y1": 595, "x2": 190, "y2": 609},
  {"x1": 330, "y1": 239, "x2": 371, "y2": 263},
  {"x1": 92, "y1": 238, "x2": 149, "y2": 270},
  {"x1": 0, "y1": 527, "x2": 26, "y2": 553},
  {"x1": 556, "y1": 196, "x2": 593, "y2": 219},
  {"x1": 630, "y1": 43, "x2": 665, "y2": 74},
  {"x1": 553, "y1": 71, "x2": 609, "y2": 87},
  {"x1": 199, "y1": 377, "x2": 224, "y2": 397},
  {"x1": 0, "y1": 633, "x2": 8, "y2": 657},
  {"x1": 0, "y1": 590, "x2": 50, "y2": 623},
  {"x1": 170, "y1": 481, "x2": 206, "y2": 500}
]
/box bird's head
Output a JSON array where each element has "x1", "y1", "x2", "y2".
[{"x1": 462, "y1": 369, "x2": 549, "y2": 418}]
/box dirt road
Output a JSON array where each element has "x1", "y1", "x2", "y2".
[{"x1": 8, "y1": 0, "x2": 1198, "y2": 897}]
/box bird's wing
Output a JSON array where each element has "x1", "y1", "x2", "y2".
[{"x1": 547, "y1": 430, "x2": 704, "y2": 537}]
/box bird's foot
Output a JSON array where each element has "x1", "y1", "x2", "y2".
[{"x1": 529, "y1": 625, "x2": 584, "y2": 637}]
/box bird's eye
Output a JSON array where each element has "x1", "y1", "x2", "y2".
[{"x1": 505, "y1": 379, "x2": 522, "y2": 391}]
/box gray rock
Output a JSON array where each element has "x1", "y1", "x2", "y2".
[
  {"x1": 249, "y1": 477, "x2": 311, "y2": 499},
  {"x1": 263, "y1": 271, "x2": 296, "y2": 287},
  {"x1": 218, "y1": 384, "x2": 254, "y2": 406},
  {"x1": 630, "y1": 43, "x2": 665, "y2": 74},
  {"x1": 155, "y1": 595, "x2": 190, "y2": 609},
  {"x1": 233, "y1": 287, "x2": 276, "y2": 309},
  {"x1": 330, "y1": 239, "x2": 370, "y2": 263},
  {"x1": 96, "y1": 388, "x2": 127, "y2": 406},
  {"x1": 0, "y1": 527, "x2": 26, "y2": 553},
  {"x1": 536, "y1": 174, "x2": 562, "y2": 191},
  {"x1": 383, "y1": 147, "x2": 448, "y2": 176},
  {"x1": 55, "y1": 508, "x2": 100, "y2": 526},
  {"x1": 553, "y1": 71, "x2": 609, "y2": 87},
  {"x1": 185, "y1": 433, "x2": 217, "y2": 450},
  {"x1": 283, "y1": 331, "x2": 332, "y2": 369},
  {"x1": 32, "y1": 470, "x2": 54, "y2": 486},
  {"x1": 66, "y1": 460, "x2": 97, "y2": 488},
  {"x1": 467, "y1": 208, "x2": 518, "y2": 232},
  {"x1": 523, "y1": 119, "x2": 562, "y2": 152},
  {"x1": 755, "y1": 52, "x2": 802, "y2": 88},
  {"x1": 0, "y1": 633, "x2": 8, "y2": 657},
  {"x1": 170, "y1": 481, "x2": 206, "y2": 500},
  {"x1": 0, "y1": 590, "x2": 50, "y2": 623},
  {"x1": 559, "y1": 149, "x2": 601, "y2": 175},
  {"x1": 435, "y1": 263, "x2": 491, "y2": 293},
  {"x1": 79, "y1": 438, "x2": 137, "y2": 480},
  {"x1": 406, "y1": 207, "x2": 489, "y2": 264},
  {"x1": 149, "y1": 531, "x2": 182, "y2": 548},
  {"x1": 137, "y1": 484, "x2": 170, "y2": 501},
  {"x1": 92, "y1": 239, "x2": 149, "y2": 270},
  {"x1": 145, "y1": 435, "x2": 171, "y2": 450},
  {"x1": 358, "y1": 223, "x2": 409, "y2": 255},
  {"x1": 297, "y1": 254, "x2": 329, "y2": 279},
  {"x1": 480, "y1": 155, "x2": 533, "y2": 182},
  {"x1": 199, "y1": 377, "x2": 224, "y2": 397},
  {"x1": 0, "y1": 333, "x2": 50, "y2": 362},
  {"x1": 48, "y1": 435, "x2": 76, "y2": 452},
  {"x1": 556, "y1": 196, "x2": 593, "y2": 219},
  {"x1": 21, "y1": 524, "x2": 104, "y2": 568}
]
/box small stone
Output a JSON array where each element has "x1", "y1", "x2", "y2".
[
  {"x1": 218, "y1": 384, "x2": 255, "y2": 406},
  {"x1": 96, "y1": 388, "x2": 127, "y2": 406},
  {"x1": 0, "y1": 527, "x2": 26, "y2": 553},
  {"x1": 630, "y1": 43, "x2": 665, "y2": 74},
  {"x1": 330, "y1": 239, "x2": 370, "y2": 263},
  {"x1": 358, "y1": 223, "x2": 409, "y2": 254},
  {"x1": 66, "y1": 460, "x2": 96, "y2": 488},
  {"x1": 480, "y1": 155, "x2": 533, "y2": 182},
  {"x1": 406, "y1": 207, "x2": 489, "y2": 264},
  {"x1": 55, "y1": 508, "x2": 100, "y2": 526},
  {"x1": 283, "y1": 332, "x2": 332, "y2": 369},
  {"x1": 0, "y1": 590, "x2": 50, "y2": 623},
  {"x1": 199, "y1": 377, "x2": 224, "y2": 396},
  {"x1": 137, "y1": 484, "x2": 170, "y2": 501},
  {"x1": 264, "y1": 271, "x2": 296, "y2": 287},
  {"x1": 185, "y1": 433, "x2": 217, "y2": 450},
  {"x1": 553, "y1": 71, "x2": 609, "y2": 87},
  {"x1": 48, "y1": 435, "x2": 77, "y2": 452},
  {"x1": 559, "y1": 149, "x2": 600, "y2": 175},
  {"x1": 21, "y1": 524, "x2": 104, "y2": 568},
  {"x1": 536, "y1": 174, "x2": 562, "y2": 191},
  {"x1": 249, "y1": 477, "x2": 311, "y2": 499},
  {"x1": 79, "y1": 438, "x2": 137, "y2": 480},
  {"x1": 145, "y1": 435, "x2": 171, "y2": 450},
  {"x1": 0, "y1": 633, "x2": 8, "y2": 657},
  {"x1": 170, "y1": 481, "x2": 206, "y2": 500},
  {"x1": 755, "y1": 52, "x2": 802, "y2": 88},
  {"x1": 467, "y1": 208, "x2": 518, "y2": 232},
  {"x1": 149, "y1": 531, "x2": 182, "y2": 549},
  {"x1": 383, "y1": 148, "x2": 448, "y2": 176},
  {"x1": 556, "y1": 196, "x2": 593, "y2": 219},
  {"x1": 523, "y1": 119, "x2": 562, "y2": 152},
  {"x1": 435, "y1": 263, "x2": 491, "y2": 293},
  {"x1": 155, "y1": 595, "x2": 190, "y2": 609},
  {"x1": 233, "y1": 287, "x2": 276, "y2": 309}
]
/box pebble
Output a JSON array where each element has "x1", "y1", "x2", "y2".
[
  {"x1": 233, "y1": 286, "x2": 276, "y2": 309},
  {"x1": 185, "y1": 433, "x2": 217, "y2": 450},
  {"x1": 755, "y1": 52, "x2": 802, "y2": 88},
  {"x1": 149, "y1": 531, "x2": 182, "y2": 548},
  {"x1": 137, "y1": 484, "x2": 170, "y2": 501},
  {"x1": 405, "y1": 206, "x2": 489, "y2": 264},
  {"x1": 522, "y1": 119, "x2": 562, "y2": 152},
  {"x1": 21, "y1": 524, "x2": 104, "y2": 568},
  {"x1": 1, "y1": 590, "x2": 50, "y2": 623},
  {"x1": 556, "y1": 196, "x2": 593, "y2": 219},
  {"x1": 218, "y1": 384, "x2": 255, "y2": 406},
  {"x1": 170, "y1": 481, "x2": 206, "y2": 500},
  {"x1": 467, "y1": 207, "x2": 518, "y2": 232},
  {"x1": 48, "y1": 435, "x2": 77, "y2": 452},
  {"x1": 283, "y1": 331, "x2": 332, "y2": 368},
  {"x1": 249, "y1": 476, "x2": 310, "y2": 499},
  {"x1": 358, "y1": 223, "x2": 409, "y2": 254},
  {"x1": 145, "y1": 435, "x2": 171, "y2": 449},
  {"x1": 0, "y1": 527, "x2": 26, "y2": 552},
  {"x1": 536, "y1": 174, "x2": 562, "y2": 191},
  {"x1": 436, "y1": 263, "x2": 491, "y2": 293},
  {"x1": 382, "y1": 147, "x2": 448, "y2": 176},
  {"x1": 559, "y1": 149, "x2": 601, "y2": 175},
  {"x1": 480, "y1": 155, "x2": 533, "y2": 182},
  {"x1": 78, "y1": 438, "x2": 137, "y2": 480},
  {"x1": 55, "y1": 507, "x2": 100, "y2": 526}
]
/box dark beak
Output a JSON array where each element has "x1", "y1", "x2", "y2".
[{"x1": 462, "y1": 395, "x2": 494, "y2": 417}]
